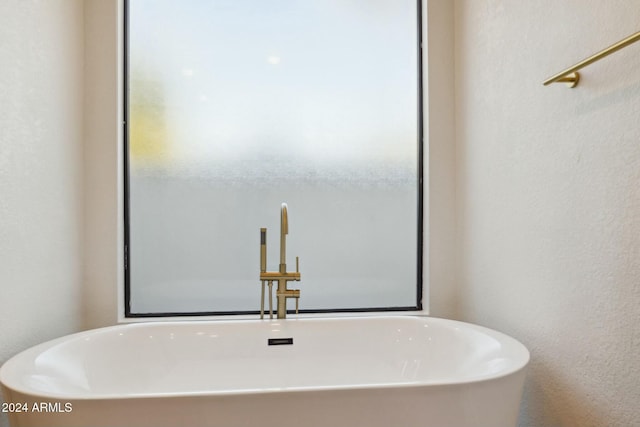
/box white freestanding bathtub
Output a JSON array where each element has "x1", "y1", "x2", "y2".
[{"x1": 1, "y1": 316, "x2": 529, "y2": 427}]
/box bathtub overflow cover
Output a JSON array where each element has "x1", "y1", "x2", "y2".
[{"x1": 268, "y1": 338, "x2": 294, "y2": 346}]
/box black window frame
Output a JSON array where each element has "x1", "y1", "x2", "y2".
[{"x1": 123, "y1": 0, "x2": 424, "y2": 318}]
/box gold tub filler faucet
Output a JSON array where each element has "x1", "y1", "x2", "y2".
[{"x1": 259, "y1": 203, "x2": 301, "y2": 319}]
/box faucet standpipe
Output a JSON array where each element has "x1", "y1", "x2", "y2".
[{"x1": 259, "y1": 203, "x2": 301, "y2": 319}]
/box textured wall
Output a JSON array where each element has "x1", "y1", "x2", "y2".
[
  {"x1": 0, "y1": 1, "x2": 84, "y2": 426},
  {"x1": 454, "y1": 1, "x2": 640, "y2": 426}
]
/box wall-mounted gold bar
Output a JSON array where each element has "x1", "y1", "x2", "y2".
[{"x1": 543, "y1": 30, "x2": 640, "y2": 87}]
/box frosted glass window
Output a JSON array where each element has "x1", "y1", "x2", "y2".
[{"x1": 125, "y1": 0, "x2": 422, "y2": 316}]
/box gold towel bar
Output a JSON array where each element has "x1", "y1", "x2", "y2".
[{"x1": 544, "y1": 31, "x2": 640, "y2": 88}]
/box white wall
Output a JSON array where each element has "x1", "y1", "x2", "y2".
[
  {"x1": 0, "y1": 1, "x2": 85, "y2": 426},
  {"x1": 454, "y1": 1, "x2": 640, "y2": 426}
]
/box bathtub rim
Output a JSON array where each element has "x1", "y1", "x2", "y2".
[{"x1": 0, "y1": 315, "x2": 530, "y2": 401}]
